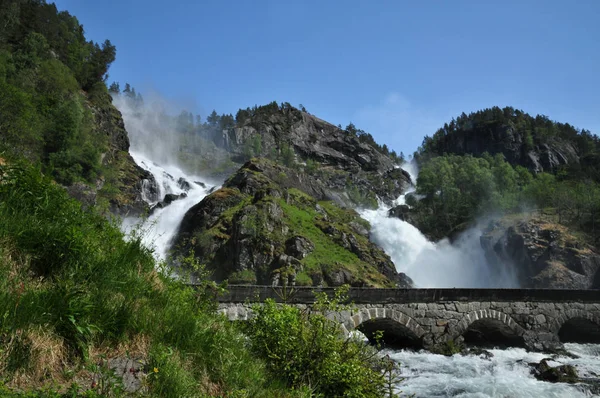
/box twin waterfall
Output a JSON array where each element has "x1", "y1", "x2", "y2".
[{"x1": 116, "y1": 101, "x2": 599, "y2": 397}]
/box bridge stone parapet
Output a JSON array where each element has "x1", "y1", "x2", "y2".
[{"x1": 214, "y1": 286, "x2": 600, "y2": 351}]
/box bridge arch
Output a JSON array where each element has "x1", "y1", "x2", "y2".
[
  {"x1": 344, "y1": 307, "x2": 425, "y2": 349},
  {"x1": 549, "y1": 309, "x2": 600, "y2": 343},
  {"x1": 453, "y1": 309, "x2": 525, "y2": 347}
]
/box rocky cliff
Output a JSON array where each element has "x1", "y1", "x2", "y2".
[
  {"x1": 69, "y1": 91, "x2": 154, "y2": 216},
  {"x1": 427, "y1": 124, "x2": 579, "y2": 173},
  {"x1": 417, "y1": 106, "x2": 585, "y2": 174},
  {"x1": 481, "y1": 216, "x2": 600, "y2": 289},
  {"x1": 172, "y1": 158, "x2": 412, "y2": 288},
  {"x1": 208, "y1": 105, "x2": 410, "y2": 207}
]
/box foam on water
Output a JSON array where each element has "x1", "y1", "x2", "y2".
[{"x1": 387, "y1": 344, "x2": 600, "y2": 397}]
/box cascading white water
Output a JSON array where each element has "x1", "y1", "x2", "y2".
[
  {"x1": 121, "y1": 151, "x2": 212, "y2": 260},
  {"x1": 359, "y1": 162, "x2": 518, "y2": 288},
  {"x1": 387, "y1": 344, "x2": 600, "y2": 397},
  {"x1": 114, "y1": 96, "x2": 214, "y2": 261}
]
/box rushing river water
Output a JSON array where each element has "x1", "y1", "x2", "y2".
[{"x1": 387, "y1": 343, "x2": 600, "y2": 397}]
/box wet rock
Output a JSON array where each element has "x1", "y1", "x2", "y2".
[
  {"x1": 461, "y1": 347, "x2": 494, "y2": 359},
  {"x1": 529, "y1": 358, "x2": 579, "y2": 383},
  {"x1": 388, "y1": 204, "x2": 413, "y2": 223},
  {"x1": 149, "y1": 192, "x2": 188, "y2": 214},
  {"x1": 177, "y1": 177, "x2": 191, "y2": 191}
]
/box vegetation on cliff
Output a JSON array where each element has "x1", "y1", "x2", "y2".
[
  {"x1": 173, "y1": 158, "x2": 408, "y2": 288},
  {"x1": 0, "y1": 0, "x2": 149, "y2": 214},
  {"x1": 406, "y1": 107, "x2": 600, "y2": 245}
]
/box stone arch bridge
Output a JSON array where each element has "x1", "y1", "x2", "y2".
[{"x1": 215, "y1": 286, "x2": 600, "y2": 351}]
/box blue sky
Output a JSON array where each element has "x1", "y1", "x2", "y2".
[{"x1": 53, "y1": 0, "x2": 599, "y2": 157}]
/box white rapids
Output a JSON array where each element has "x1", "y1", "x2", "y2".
[{"x1": 387, "y1": 344, "x2": 600, "y2": 397}]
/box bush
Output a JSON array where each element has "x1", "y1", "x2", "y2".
[{"x1": 245, "y1": 286, "x2": 396, "y2": 397}]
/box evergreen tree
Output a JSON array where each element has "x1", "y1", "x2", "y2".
[
  {"x1": 206, "y1": 109, "x2": 219, "y2": 127},
  {"x1": 108, "y1": 81, "x2": 120, "y2": 94}
]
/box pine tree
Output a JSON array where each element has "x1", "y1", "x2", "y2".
[{"x1": 108, "y1": 82, "x2": 120, "y2": 94}]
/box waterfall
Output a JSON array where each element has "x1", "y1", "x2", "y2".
[
  {"x1": 115, "y1": 97, "x2": 214, "y2": 261},
  {"x1": 122, "y1": 152, "x2": 212, "y2": 260},
  {"x1": 358, "y1": 162, "x2": 518, "y2": 288}
]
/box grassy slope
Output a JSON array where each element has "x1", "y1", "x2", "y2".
[{"x1": 0, "y1": 163, "x2": 302, "y2": 397}]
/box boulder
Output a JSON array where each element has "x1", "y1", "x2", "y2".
[
  {"x1": 285, "y1": 236, "x2": 314, "y2": 259},
  {"x1": 529, "y1": 359, "x2": 579, "y2": 384}
]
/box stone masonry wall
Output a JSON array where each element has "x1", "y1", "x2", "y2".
[{"x1": 218, "y1": 300, "x2": 600, "y2": 351}]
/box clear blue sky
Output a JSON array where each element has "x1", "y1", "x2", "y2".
[{"x1": 53, "y1": 0, "x2": 600, "y2": 157}]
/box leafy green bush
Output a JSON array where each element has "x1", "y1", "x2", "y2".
[
  {"x1": 229, "y1": 269, "x2": 258, "y2": 285},
  {"x1": 245, "y1": 286, "x2": 395, "y2": 397}
]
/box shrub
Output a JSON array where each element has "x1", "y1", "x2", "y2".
[{"x1": 245, "y1": 286, "x2": 396, "y2": 397}]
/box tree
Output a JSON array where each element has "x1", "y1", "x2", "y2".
[
  {"x1": 108, "y1": 81, "x2": 120, "y2": 94},
  {"x1": 235, "y1": 108, "x2": 250, "y2": 125},
  {"x1": 280, "y1": 143, "x2": 295, "y2": 167},
  {"x1": 206, "y1": 110, "x2": 219, "y2": 127},
  {"x1": 219, "y1": 113, "x2": 234, "y2": 130},
  {"x1": 345, "y1": 122, "x2": 357, "y2": 136}
]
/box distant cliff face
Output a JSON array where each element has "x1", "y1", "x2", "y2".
[
  {"x1": 426, "y1": 123, "x2": 579, "y2": 173},
  {"x1": 212, "y1": 109, "x2": 410, "y2": 207},
  {"x1": 172, "y1": 158, "x2": 412, "y2": 288},
  {"x1": 417, "y1": 106, "x2": 589, "y2": 173}
]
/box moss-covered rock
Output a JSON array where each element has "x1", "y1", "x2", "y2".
[
  {"x1": 529, "y1": 358, "x2": 579, "y2": 383},
  {"x1": 172, "y1": 158, "x2": 406, "y2": 287}
]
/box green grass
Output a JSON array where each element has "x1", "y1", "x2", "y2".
[
  {"x1": 279, "y1": 194, "x2": 390, "y2": 287},
  {"x1": 0, "y1": 163, "x2": 303, "y2": 397}
]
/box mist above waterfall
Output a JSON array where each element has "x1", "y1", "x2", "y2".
[
  {"x1": 360, "y1": 162, "x2": 519, "y2": 288},
  {"x1": 114, "y1": 95, "x2": 216, "y2": 261}
]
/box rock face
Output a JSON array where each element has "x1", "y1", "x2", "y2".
[
  {"x1": 481, "y1": 217, "x2": 600, "y2": 288},
  {"x1": 173, "y1": 158, "x2": 406, "y2": 288},
  {"x1": 67, "y1": 92, "x2": 154, "y2": 216},
  {"x1": 420, "y1": 115, "x2": 580, "y2": 173},
  {"x1": 209, "y1": 108, "x2": 410, "y2": 207}
]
